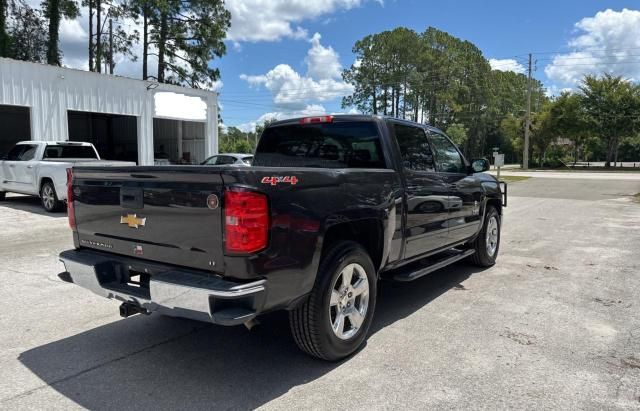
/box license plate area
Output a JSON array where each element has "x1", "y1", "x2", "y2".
[{"x1": 96, "y1": 260, "x2": 155, "y2": 299}]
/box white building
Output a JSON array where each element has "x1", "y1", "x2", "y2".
[{"x1": 0, "y1": 57, "x2": 218, "y2": 165}]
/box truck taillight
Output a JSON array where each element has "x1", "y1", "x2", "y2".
[
  {"x1": 299, "y1": 115, "x2": 333, "y2": 124},
  {"x1": 66, "y1": 168, "x2": 76, "y2": 230},
  {"x1": 224, "y1": 188, "x2": 269, "y2": 254}
]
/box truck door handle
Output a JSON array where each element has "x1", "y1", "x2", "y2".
[
  {"x1": 9, "y1": 164, "x2": 15, "y2": 168},
  {"x1": 27, "y1": 165, "x2": 33, "y2": 169}
]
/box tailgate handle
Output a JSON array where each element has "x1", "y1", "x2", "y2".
[{"x1": 120, "y1": 187, "x2": 144, "y2": 209}]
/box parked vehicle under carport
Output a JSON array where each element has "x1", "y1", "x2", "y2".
[{"x1": 0, "y1": 141, "x2": 135, "y2": 212}]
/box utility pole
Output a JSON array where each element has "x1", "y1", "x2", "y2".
[
  {"x1": 523, "y1": 53, "x2": 532, "y2": 170},
  {"x1": 109, "y1": 19, "x2": 114, "y2": 74}
]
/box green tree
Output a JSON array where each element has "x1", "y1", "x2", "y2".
[
  {"x1": 219, "y1": 126, "x2": 255, "y2": 154},
  {"x1": 84, "y1": 0, "x2": 139, "y2": 73},
  {"x1": 42, "y1": 0, "x2": 79, "y2": 65},
  {"x1": 342, "y1": 26, "x2": 539, "y2": 159},
  {"x1": 152, "y1": 0, "x2": 230, "y2": 87},
  {"x1": 548, "y1": 92, "x2": 588, "y2": 164},
  {"x1": 446, "y1": 123, "x2": 468, "y2": 147},
  {"x1": 530, "y1": 103, "x2": 555, "y2": 167},
  {"x1": 7, "y1": 0, "x2": 48, "y2": 62},
  {"x1": 579, "y1": 74, "x2": 640, "y2": 167},
  {"x1": 0, "y1": 0, "x2": 9, "y2": 57}
]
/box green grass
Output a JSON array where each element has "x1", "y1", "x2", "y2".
[{"x1": 498, "y1": 175, "x2": 531, "y2": 182}]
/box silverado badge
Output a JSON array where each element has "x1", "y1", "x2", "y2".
[{"x1": 120, "y1": 214, "x2": 146, "y2": 229}]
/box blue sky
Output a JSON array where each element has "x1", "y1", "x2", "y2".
[
  {"x1": 50, "y1": 0, "x2": 640, "y2": 130},
  {"x1": 213, "y1": 0, "x2": 640, "y2": 130}
]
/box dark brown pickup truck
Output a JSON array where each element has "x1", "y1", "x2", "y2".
[{"x1": 59, "y1": 115, "x2": 506, "y2": 360}]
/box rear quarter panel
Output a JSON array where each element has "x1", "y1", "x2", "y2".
[{"x1": 222, "y1": 167, "x2": 401, "y2": 310}]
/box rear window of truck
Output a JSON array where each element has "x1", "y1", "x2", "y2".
[
  {"x1": 253, "y1": 121, "x2": 386, "y2": 169},
  {"x1": 43, "y1": 145, "x2": 98, "y2": 159}
]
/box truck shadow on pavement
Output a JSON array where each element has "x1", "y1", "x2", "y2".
[
  {"x1": 0, "y1": 195, "x2": 66, "y2": 218},
  {"x1": 18, "y1": 262, "x2": 484, "y2": 409}
]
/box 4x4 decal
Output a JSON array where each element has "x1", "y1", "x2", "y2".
[{"x1": 261, "y1": 176, "x2": 299, "y2": 186}]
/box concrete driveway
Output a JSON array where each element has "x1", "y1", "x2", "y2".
[{"x1": 0, "y1": 176, "x2": 639, "y2": 410}]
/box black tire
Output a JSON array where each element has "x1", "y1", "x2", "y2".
[
  {"x1": 0, "y1": 191, "x2": 5, "y2": 201},
  {"x1": 470, "y1": 205, "x2": 501, "y2": 267},
  {"x1": 40, "y1": 181, "x2": 63, "y2": 212},
  {"x1": 289, "y1": 241, "x2": 377, "y2": 361}
]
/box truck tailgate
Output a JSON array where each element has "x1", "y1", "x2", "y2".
[{"x1": 73, "y1": 167, "x2": 224, "y2": 272}]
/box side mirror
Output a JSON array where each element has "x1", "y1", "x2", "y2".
[{"x1": 471, "y1": 158, "x2": 490, "y2": 173}]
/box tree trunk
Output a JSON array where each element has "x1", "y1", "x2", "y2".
[
  {"x1": 157, "y1": 10, "x2": 168, "y2": 83},
  {"x1": 390, "y1": 88, "x2": 395, "y2": 117},
  {"x1": 142, "y1": 3, "x2": 148, "y2": 80},
  {"x1": 0, "y1": 0, "x2": 9, "y2": 57},
  {"x1": 395, "y1": 87, "x2": 400, "y2": 118},
  {"x1": 371, "y1": 75, "x2": 377, "y2": 114},
  {"x1": 613, "y1": 137, "x2": 620, "y2": 167},
  {"x1": 605, "y1": 137, "x2": 615, "y2": 168},
  {"x1": 402, "y1": 78, "x2": 407, "y2": 119},
  {"x1": 88, "y1": 0, "x2": 94, "y2": 71},
  {"x1": 46, "y1": 0, "x2": 61, "y2": 65},
  {"x1": 96, "y1": 0, "x2": 101, "y2": 73},
  {"x1": 382, "y1": 87, "x2": 388, "y2": 115}
]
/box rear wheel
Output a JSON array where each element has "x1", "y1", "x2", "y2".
[
  {"x1": 289, "y1": 241, "x2": 377, "y2": 361},
  {"x1": 0, "y1": 191, "x2": 5, "y2": 201},
  {"x1": 470, "y1": 205, "x2": 501, "y2": 267},
  {"x1": 40, "y1": 181, "x2": 63, "y2": 212}
]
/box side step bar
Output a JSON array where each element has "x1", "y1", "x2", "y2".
[{"x1": 393, "y1": 249, "x2": 475, "y2": 282}]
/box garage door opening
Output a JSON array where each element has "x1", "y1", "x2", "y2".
[
  {"x1": 0, "y1": 105, "x2": 31, "y2": 157},
  {"x1": 153, "y1": 119, "x2": 205, "y2": 165},
  {"x1": 68, "y1": 111, "x2": 138, "y2": 163}
]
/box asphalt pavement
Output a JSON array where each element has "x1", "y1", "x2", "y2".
[{"x1": 0, "y1": 176, "x2": 639, "y2": 410}]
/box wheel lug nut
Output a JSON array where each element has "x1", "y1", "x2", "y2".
[{"x1": 348, "y1": 292, "x2": 353, "y2": 298}]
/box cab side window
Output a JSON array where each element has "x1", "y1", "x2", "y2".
[
  {"x1": 20, "y1": 145, "x2": 38, "y2": 161},
  {"x1": 393, "y1": 123, "x2": 435, "y2": 172},
  {"x1": 428, "y1": 131, "x2": 465, "y2": 173},
  {"x1": 6, "y1": 145, "x2": 27, "y2": 161}
]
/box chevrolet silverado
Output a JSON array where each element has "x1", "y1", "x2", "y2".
[{"x1": 58, "y1": 115, "x2": 506, "y2": 360}]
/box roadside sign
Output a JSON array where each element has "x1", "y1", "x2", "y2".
[{"x1": 495, "y1": 154, "x2": 505, "y2": 167}]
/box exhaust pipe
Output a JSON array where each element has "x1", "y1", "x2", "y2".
[
  {"x1": 244, "y1": 318, "x2": 260, "y2": 331},
  {"x1": 119, "y1": 302, "x2": 149, "y2": 318}
]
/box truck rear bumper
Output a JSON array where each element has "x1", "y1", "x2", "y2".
[{"x1": 59, "y1": 249, "x2": 267, "y2": 326}]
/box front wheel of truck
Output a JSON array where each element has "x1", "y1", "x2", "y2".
[
  {"x1": 289, "y1": 241, "x2": 377, "y2": 361},
  {"x1": 469, "y1": 205, "x2": 501, "y2": 267}
]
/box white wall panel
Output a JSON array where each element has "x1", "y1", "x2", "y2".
[{"x1": 0, "y1": 58, "x2": 218, "y2": 165}]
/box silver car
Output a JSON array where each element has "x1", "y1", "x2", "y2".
[{"x1": 201, "y1": 153, "x2": 253, "y2": 166}]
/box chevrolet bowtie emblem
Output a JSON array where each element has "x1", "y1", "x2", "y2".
[{"x1": 120, "y1": 214, "x2": 146, "y2": 229}]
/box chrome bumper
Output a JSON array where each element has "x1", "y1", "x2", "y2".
[{"x1": 59, "y1": 249, "x2": 266, "y2": 325}]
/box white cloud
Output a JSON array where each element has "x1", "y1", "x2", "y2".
[
  {"x1": 239, "y1": 32, "x2": 353, "y2": 110},
  {"x1": 489, "y1": 58, "x2": 525, "y2": 74},
  {"x1": 226, "y1": 0, "x2": 375, "y2": 42},
  {"x1": 235, "y1": 104, "x2": 327, "y2": 132},
  {"x1": 545, "y1": 8, "x2": 640, "y2": 85},
  {"x1": 305, "y1": 33, "x2": 342, "y2": 79}
]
